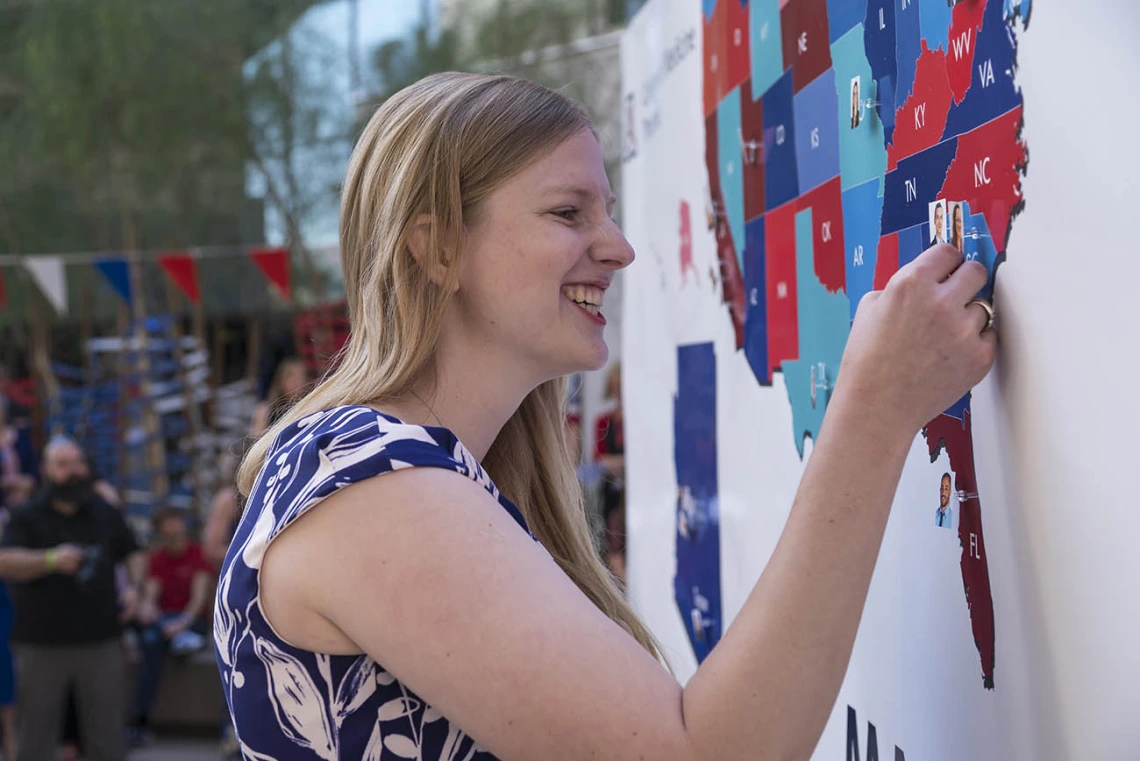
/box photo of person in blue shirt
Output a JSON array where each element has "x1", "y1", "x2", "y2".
[{"x1": 936, "y1": 473, "x2": 955, "y2": 529}]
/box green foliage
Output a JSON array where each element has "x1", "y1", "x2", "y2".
[
  {"x1": 372, "y1": 23, "x2": 461, "y2": 100},
  {"x1": 371, "y1": 0, "x2": 630, "y2": 104},
  {"x1": 0, "y1": 0, "x2": 327, "y2": 257}
]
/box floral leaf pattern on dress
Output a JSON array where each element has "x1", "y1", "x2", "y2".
[
  {"x1": 254, "y1": 637, "x2": 338, "y2": 760},
  {"x1": 383, "y1": 734, "x2": 419, "y2": 759},
  {"x1": 335, "y1": 656, "x2": 378, "y2": 721},
  {"x1": 213, "y1": 406, "x2": 524, "y2": 760}
]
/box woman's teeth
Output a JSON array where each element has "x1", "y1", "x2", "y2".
[{"x1": 562, "y1": 285, "x2": 604, "y2": 316}]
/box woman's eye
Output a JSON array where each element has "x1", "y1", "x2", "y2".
[{"x1": 552, "y1": 208, "x2": 579, "y2": 221}]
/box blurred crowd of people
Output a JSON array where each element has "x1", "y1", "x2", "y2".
[
  {"x1": 566, "y1": 363, "x2": 628, "y2": 588},
  {"x1": 0, "y1": 357, "x2": 310, "y2": 761},
  {"x1": 0, "y1": 353, "x2": 626, "y2": 761}
]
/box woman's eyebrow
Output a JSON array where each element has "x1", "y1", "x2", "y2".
[
  {"x1": 541, "y1": 184, "x2": 593, "y2": 199},
  {"x1": 541, "y1": 184, "x2": 617, "y2": 209}
]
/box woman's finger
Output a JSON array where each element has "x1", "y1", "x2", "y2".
[
  {"x1": 910, "y1": 243, "x2": 965, "y2": 283},
  {"x1": 966, "y1": 299, "x2": 994, "y2": 334},
  {"x1": 945, "y1": 259, "x2": 990, "y2": 302}
]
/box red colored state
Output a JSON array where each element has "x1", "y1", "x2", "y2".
[
  {"x1": 872, "y1": 233, "x2": 899, "y2": 290},
  {"x1": 939, "y1": 105, "x2": 1026, "y2": 252},
  {"x1": 796, "y1": 176, "x2": 846, "y2": 293},
  {"x1": 925, "y1": 409, "x2": 997, "y2": 690},
  {"x1": 765, "y1": 201, "x2": 800, "y2": 374},
  {"x1": 705, "y1": 110, "x2": 721, "y2": 221},
  {"x1": 741, "y1": 78, "x2": 766, "y2": 220},
  {"x1": 888, "y1": 43, "x2": 953, "y2": 171},
  {"x1": 780, "y1": 0, "x2": 832, "y2": 93},
  {"x1": 702, "y1": 15, "x2": 721, "y2": 117},
  {"x1": 945, "y1": 0, "x2": 987, "y2": 103},
  {"x1": 703, "y1": 0, "x2": 751, "y2": 116},
  {"x1": 679, "y1": 200, "x2": 697, "y2": 287},
  {"x1": 704, "y1": 111, "x2": 747, "y2": 346}
]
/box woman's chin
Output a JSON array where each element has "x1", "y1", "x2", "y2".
[
  {"x1": 561, "y1": 341, "x2": 608, "y2": 375},
  {"x1": 583, "y1": 339, "x2": 609, "y2": 372}
]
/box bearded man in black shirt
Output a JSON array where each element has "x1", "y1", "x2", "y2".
[{"x1": 0, "y1": 437, "x2": 146, "y2": 761}]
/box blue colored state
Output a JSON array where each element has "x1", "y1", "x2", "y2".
[
  {"x1": 898, "y1": 223, "x2": 928, "y2": 270},
  {"x1": 842, "y1": 178, "x2": 884, "y2": 319},
  {"x1": 743, "y1": 217, "x2": 770, "y2": 385},
  {"x1": 831, "y1": 26, "x2": 888, "y2": 191},
  {"x1": 919, "y1": 0, "x2": 953, "y2": 53},
  {"x1": 942, "y1": 392, "x2": 971, "y2": 423},
  {"x1": 781, "y1": 209, "x2": 852, "y2": 456},
  {"x1": 1003, "y1": 0, "x2": 1031, "y2": 21},
  {"x1": 942, "y1": 0, "x2": 1024, "y2": 139},
  {"x1": 895, "y1": 0, "x2": 923, "y2": 104},
  {"x1": 717, "y1": 87, "x2": 747, "y2": 268},
  {"x1": 863, "y1": 0, "x2": 897, "y2": 141},
  {"x1": 963, "y1": 206, "x2": 998, "y2": 300},
  {"x1": 763, "y1": 70, "x2": 800, "y2": 210},
  {"x1": 826, "y1": 0, "x2": 868, "y2": 44},
  {"x1": 674, "y1": 342, "x2": 723, "y2": 664},
  {"x1": 793, "y1": 68, "x2": 842, "y2": 194},
  {"x1": 881, "y1": 138, "x2": 958, "y2": 235},
  {"x1": 749, "y1": 0, "x2": 786, "y2": 97}
]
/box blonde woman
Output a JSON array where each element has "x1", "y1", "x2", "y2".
[{"x1": 215, "y1": 73, "x2": 996, "y2": 761}]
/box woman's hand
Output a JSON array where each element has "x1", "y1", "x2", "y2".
[{"x1": 840, "y1": 243, "x2": 997, "y2": 434}]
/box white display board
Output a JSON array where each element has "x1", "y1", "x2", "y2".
[{"x1": 620, "y1": 1, "x2": 1139, "y2": 759}]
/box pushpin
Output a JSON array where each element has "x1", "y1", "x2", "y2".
[
  {"x1": 691, "y1": 608, "x2": 706, "y2": 642},
  {"x1": 742, "y1": 137, "x2": 763, "y2": 165},
  {"x1": 810, "y1": 361, "x2": 831, "y2": 409},
  {"x1": 957, "y1": 490, "x2": 979, "y2": 504}
]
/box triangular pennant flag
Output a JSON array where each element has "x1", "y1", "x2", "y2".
[
  {"x1": 93, "y1": 257, "x2": 133, "y2": 306},
  {"x1": 249, "y1": 247, "x2": 292, "y2": 302},
  {"x1": 24, "y1": 256, "x2": 68, "y2": 315},
  {"x1": 157, "y1": 252, "x2": 200, "y2": 304}
]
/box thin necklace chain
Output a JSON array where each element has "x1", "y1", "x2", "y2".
[{"x1": 409, "y1": 389, "x2": 446, "y2": 429}]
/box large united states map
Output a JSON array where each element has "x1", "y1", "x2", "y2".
[{"x1": 694, "y1": 0, "x2": 1030, "y2": 689}]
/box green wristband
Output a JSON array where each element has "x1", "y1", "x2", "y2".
[{"x1": 44, "y1": 548, "x2": 57, "y2": 571}]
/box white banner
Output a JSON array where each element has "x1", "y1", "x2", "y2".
[
  {"x1": 24, "y1": 255, "x2": 68, "y2": 315},
  {"x1": 612, "y1": 0, "x2": 1128, "y2": 758}
]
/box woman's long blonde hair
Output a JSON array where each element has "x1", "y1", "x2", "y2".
[{"x1": 238, "y1": 72, "x2": 666, "y2": 665}]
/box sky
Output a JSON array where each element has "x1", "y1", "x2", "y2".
[
  {"x1": 310, "y1": 0, "x2": 430, "y2": 98},
  {"x1": 251, "y1": 0, "x2": 430, "y2": 249}
]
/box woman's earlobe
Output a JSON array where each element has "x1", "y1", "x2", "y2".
[{"x1": 407, "y1": 214, "x2": 450, "y2": 286}]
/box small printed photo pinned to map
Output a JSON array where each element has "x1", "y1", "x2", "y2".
[
  {"x1": 946, "y1": 201, "x2": 967, "y2": 253},
  {"x1": 677, "y1": 485, "x2": 716, "y2": 542},
  {"x1": 929, "y1": 200, "x2": 948, "y2": 247},
  {"x1": 691, "y1": 607, "x2": 706, "y2": 643},
  {"x1": 936, "y1": 472, "x2": 956, "y2": 530},
  {"x1": 849, "y1": 76, "x2": 862, "y2": 130}
]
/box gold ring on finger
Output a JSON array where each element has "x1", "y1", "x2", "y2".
[{"x1": 968, "y1": 298, "x2": 996, "y2": 332}]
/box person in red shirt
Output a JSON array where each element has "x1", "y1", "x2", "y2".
[
  {"x1": 129, "y1": 507, "x2": 212, "y2": 745},
  {"x1": 593, "y1": 363, "x2": 626, "y2": 586}
]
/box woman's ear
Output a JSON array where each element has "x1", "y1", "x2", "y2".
[{"x1": 407, "y1": 213, "x2": 454, "y2": 288}]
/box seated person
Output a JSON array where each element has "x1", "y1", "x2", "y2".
[{"x1": 130, "y1": 507, "x2": 212, "y2": 742}]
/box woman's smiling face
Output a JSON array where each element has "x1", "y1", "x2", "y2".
[{"x1": 452, "y1": 128, "x2": 635, "y2": 380}]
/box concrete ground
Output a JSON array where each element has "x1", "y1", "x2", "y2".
[{"x1": 130, "y1": 739, "x2": 220, "y2": 761}]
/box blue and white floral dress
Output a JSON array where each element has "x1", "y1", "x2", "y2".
[{"x1": 215, "y1": 406, "x2": 533, "y2": 760}]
